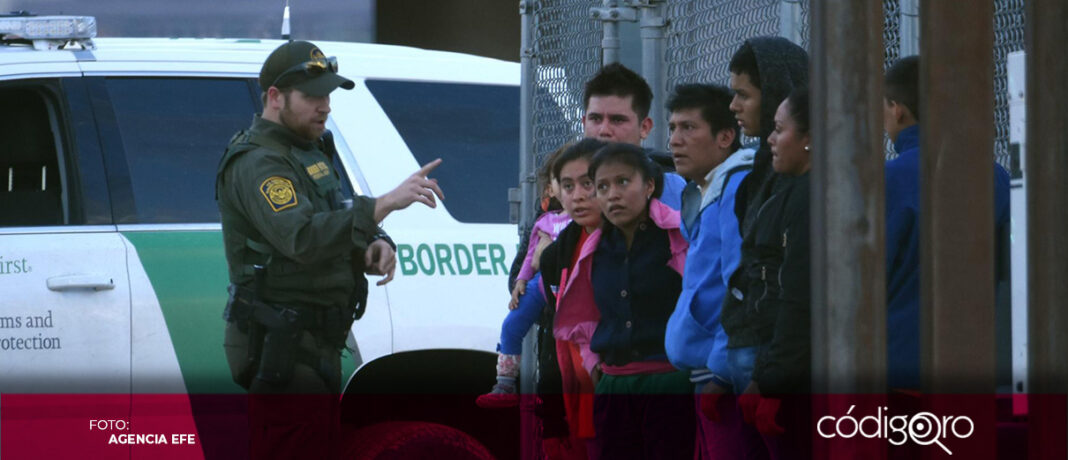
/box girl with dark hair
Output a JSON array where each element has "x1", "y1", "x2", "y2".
[{"x1": 578, "y1": 142, "x2": 695, "y2": 458}]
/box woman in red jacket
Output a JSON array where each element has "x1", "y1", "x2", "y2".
[{"x1": 537, "y1": 138, "x2": 608, "y2": 459}]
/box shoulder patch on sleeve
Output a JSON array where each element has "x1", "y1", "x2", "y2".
[{"x1": 260, "y1": 176, "x2": 298, "y2": 212}]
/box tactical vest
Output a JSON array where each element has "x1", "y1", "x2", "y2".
[{"x1": 216, "y1": 128, "x2": 359, "y2": 309}]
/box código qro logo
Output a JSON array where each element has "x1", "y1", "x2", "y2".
[{"x1": 817, "y1": 405, "x2": 974, "y2": 455}]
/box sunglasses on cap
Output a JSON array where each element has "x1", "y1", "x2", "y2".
[{"x1": 271, "y1": 56, "x2": 339, "y2": 88}]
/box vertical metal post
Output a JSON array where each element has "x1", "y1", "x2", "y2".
[
  {"x1": 810, "y1": 1, "x2": 886, "y2": 457},
  {"x1": 518, "y1": 4, "x2": 537, "y2": 234},
  {"x1": 920, "y1": 0, "x2": 997, "y2": 455},
  {"x1": 1006, "y1": 50, "x2": 1029, "y2": 413},
  {"x1": 600, "y1": 0, "x2": 622, "y2": 65},
  {"x1": 920, "y1": 0, "x2": 996, "y2": 394},
  {"x1": 810, "y1": 0, "x2": 887, "y2": 396},
  {"x1": 898, "y1": 0, "x2": 920, "y2": 57},
  {"x1": 779, "y1": 0, "x2": 803, "y2": 45},
  {"x1": 1026, "y1": 0, "x2": 1068, "y2": 457},
  {"x1": 517, "y1": 2, "x2": 539, "y2": 459},
  {"x1": 639, "y1": 0, "x2": 667, "y2": 151}
]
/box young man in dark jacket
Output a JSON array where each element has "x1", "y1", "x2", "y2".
[
  {"x1": 722, "y1": 35, "x2": 808, "y2": 390},
  {"x1": 720, "y1": 36, "x2": 809, "y2": 459}
]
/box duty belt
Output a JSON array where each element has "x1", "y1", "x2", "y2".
[{"x1": 225, "y1": 284, "x2": 338, "y2": 333}]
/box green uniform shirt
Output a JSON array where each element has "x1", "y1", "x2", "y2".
[{"x1": 217, "y1": 115, "x2": 378, "y2": 308}]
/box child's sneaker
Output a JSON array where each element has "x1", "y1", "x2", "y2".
[{"x1": 475, "y1": 383, "x2": 518, "y2": 409}]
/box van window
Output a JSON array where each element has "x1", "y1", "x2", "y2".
[
  {"x1": 366, "y1": 80, "x2": 519, "y2": 224},
  {"x1": 0, "y1": 87, "x2": 67, "y2": 227},
  {"x1": 105, "y1": 78, "x2": 258, "y2": 224}
]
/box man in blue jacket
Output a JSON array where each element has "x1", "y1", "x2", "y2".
[
  {"x1": 662, "y1": 83, "x2": 762, "y2": 459},
  {"x1": 883, "y1": 55, "x2": 1011, "y2": 391}
]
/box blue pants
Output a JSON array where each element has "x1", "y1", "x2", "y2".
[
  {"x1": 728, "y1": 344, "x2": 811, "y2": 460},
  {"x1": 727, "y1": 345, "x2": 765, "y2": 393},
  {"x1": 499, "y1": 274, "x2": 545, "y2": 355}
]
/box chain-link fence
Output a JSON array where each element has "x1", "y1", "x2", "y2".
[
  {"x1": 529, "y1": 0, "x2": 602, "y2": 172},
  {"x1": 993, "y1": 0, "x2": 1025, "y2": 174},
  {"x1": 663, "y1": 0, "x2": 780, "y2": 148},
  {"x1": 880, "y1": 0, "x2": 903, "y2": 158},
  {"x1": 664, "y1": 0, "x2": 779, "y2": 88},
  {"x1": 882, "y1": 0, "x2": 902, "y2": 70},
  {"x1": 526, "y1": 0, "x2": 1024, "y2": 169},
  {"x1": 522, "y1": 0, "x2": 602, "y2": 398}
]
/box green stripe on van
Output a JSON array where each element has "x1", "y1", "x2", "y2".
[{"x1": 123, "y1": 231, "x2": 358, "y2": 394}]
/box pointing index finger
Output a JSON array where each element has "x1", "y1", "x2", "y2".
[{"x1": 416, "y1": 158, "x2": 443, "y2": 177}]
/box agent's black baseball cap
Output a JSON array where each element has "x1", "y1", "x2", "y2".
[{"x1": 259, "y1": 41, "x2": 354, "y2": 97}]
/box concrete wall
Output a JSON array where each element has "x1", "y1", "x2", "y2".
[{"x1": 376, "y1": 0, "x2": 519, "y2": 62}]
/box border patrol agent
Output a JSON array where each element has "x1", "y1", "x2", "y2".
[{"x1": 216, "y1": 40, "x2": 445, "y2": 459}]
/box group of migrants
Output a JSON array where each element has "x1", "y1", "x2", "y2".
[{"x1": 476, "y1": 36, "x2": 1012, "y2": 459}]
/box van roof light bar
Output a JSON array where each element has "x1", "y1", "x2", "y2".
[{"x1": 0, "y1": 15, "x2": 96, "y2": 50}]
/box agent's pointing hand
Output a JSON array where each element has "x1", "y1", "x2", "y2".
[{"x1": 374, "y1": 158, "x2": 446, "y2": 223}]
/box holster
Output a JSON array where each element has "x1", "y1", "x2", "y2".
[
  {"x1": 223, "y1": 293, "x2": 262, "y2": 390},
  {"x1": 257, "y1": 323, "x2": 300, "y2": 385},
  {"x1": 226, "y1": 282, "x2": 359, "y2": 389},
  {"x1": 225, "y1": 285, "x2": 302, "y2": 386}
]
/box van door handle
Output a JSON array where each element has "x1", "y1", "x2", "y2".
[{"x1": 47, "y1": 274, "x2": 116, "y2": 291}]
